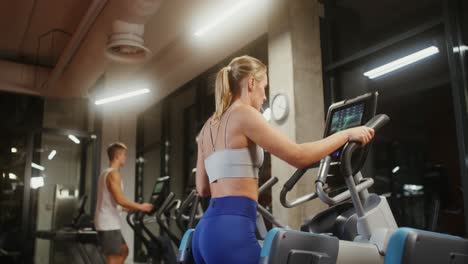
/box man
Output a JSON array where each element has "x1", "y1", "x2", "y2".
[{"x1": 95, "y1": 142, "x2": 153, "y2": 264}]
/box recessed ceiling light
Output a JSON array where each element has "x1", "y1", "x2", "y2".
[
  {"x1": 68, "y1": 135, "x2": 81, "y2": 144},
  {"x1": 95, "y1": 89, "x2": 150, "y2": 105},
  {"x1": 194, "y1": 0, "x2": 249, "y2": 37}
]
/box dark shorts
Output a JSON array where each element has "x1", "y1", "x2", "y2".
[{"x1": 97, "y1": 230, "x2": 126, "y2": 256}]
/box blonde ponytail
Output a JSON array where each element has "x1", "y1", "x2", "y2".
[
  {"x1": 213, "y1": 55, "x2": 267, "y2": 120},
  {"x1": 214, "y1": 66, "x2": 232, "y2": 120}
]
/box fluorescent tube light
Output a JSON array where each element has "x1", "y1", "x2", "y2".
[
  {"x1": 453, "y1": 45, "x2": 468, "y2": 53},
  {"x1": 48, "y1": 150, "x2": 57, "y2": 160},
  {"x1": 392, "y1": 166, "x2": 400, "y2": 174},
  {"x1": 194, "y1": 0, "x2": 249, "y2": 37},
  {"x1": 403, "y1": 184, "x2": 424, "y2": 192},
  {"x1": 68, "y1": 135, "x2": 80, "y2": 144},
  {"x1": 31, "y1": 176, "x2": 45, "y2": 189},
  {"x1": 31, "y1": 163, "x2": 45, "y2": 171},
  {"x1": 364, "y1": 46, "x2": 439, "y2": 79},
  {"x1": 94, "y1": 89, "x2": 150, "y2": 105}
]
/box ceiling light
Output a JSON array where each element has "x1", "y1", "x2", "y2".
[
  {"x1": 31, "y1": 176, "x2": 45, "y2": 189},
  {"x1": 403, "y1": 184, "x2": 424, "y2": 192},
  {"x1": 68, "y1": 135, "x2": 80, "y2": 144},
  {"x1": 31, "y1": 163, "x2": 45, "y2": 171},
  {"x1": 8, "y1": 173, "x2": 17, "y2": 180},
  {"x1": 364, "y1": 46, "x2": 439, "y2": 79},
  {"x1": 392, "y1": 166, "x2": 400, "y2": 174},
  {"x1": 94, "y1": 88, "x2": 150, "y2": 105},
  {"x1": 194, "y1": 0, "x2": 249, "y2": 37},
  {"x1": 453, "y1": 45, "x2": 468, "y2": 53},
  {"x1": 48, "y1": 150, "x2": 57, "y2": 160},
  {"x1": 11, "y1": 147, "x2": 17, "y2": 153}
]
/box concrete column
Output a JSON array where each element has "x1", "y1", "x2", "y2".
[
  {"x1": 268, "y1": 0, "x2": 326, "y2": 229},
  {"x1": 99, "y1": 107, "x2": 138, "y2": 263}
]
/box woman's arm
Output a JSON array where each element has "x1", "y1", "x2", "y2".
[
  {"x1": 195, "y1": 133, "x2": 211, "y2": 197},
  {"x1": 236, "y1": 105, "x2": 373, "y2": 168}
]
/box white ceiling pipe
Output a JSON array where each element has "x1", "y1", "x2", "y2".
[
  {"x1": 122, "y1": 0, "x2": 163, "y2": 24},
  {"x1": 106, "y1": 0, "x2": 163, "y2": 64}
]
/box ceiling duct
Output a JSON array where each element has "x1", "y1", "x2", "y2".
[
  {"x1": 105, "y1": 0, "x2": 162, "y2": 64},
  {"x1": 105, "y1": 20, "x2": 151, "y2": 64}
]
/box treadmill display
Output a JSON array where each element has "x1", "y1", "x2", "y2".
[
  {"x1": 329, "y1": 103, "x2": 365, "y2": 135},
  {"x1": 153, "y1": 182, "x2": 164, "y2": 194}
]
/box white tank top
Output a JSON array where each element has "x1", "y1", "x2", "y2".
[{"x1": 94, "y1": 168, "x2": 123, "y2": 231}]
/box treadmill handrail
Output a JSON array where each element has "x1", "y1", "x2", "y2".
[
  {"x1": 315, "y1": 155, "x2": 375, "y2": 205},
  {"x1": 316, "y1": 177, "x2": 374, "y2": 206},
  {"x1": 177, "y1": 190, "x2": 196, "y2": 218},
  {"x1": 340, "y1": 114, "x2": 390, "y2": 218},
  {"x1": 164, "y1": 199, "x2": 181, "y2": 217},
  {"x1": 156, "y1": 192, "x2": 181, "y2": 246},
  {"x1": 176, "y1": 190, "x2": 204, "y2": 231},
  {"x1": 127, "y1": 211, "x2": 163, "y2": 249},
  {"x1": 187, "y1": 194, "x2": 201, "y2": 229},
  {"x1": 259, "y1": 177, "x2": 279, "y2": 195},
  {"x1": 255, "y1": 177, "x2": 288, "y2": 228},
  {"x1": 279, "y1": 163, "x2": 320, "y2": 208}
]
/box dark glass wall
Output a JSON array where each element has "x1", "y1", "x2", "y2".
[
  {"x1": 0, "y1": 92, "x2": 44, "y2": 264},
  {"x1": 321, "y1": 0, "x2": 467, "y2": 236}
]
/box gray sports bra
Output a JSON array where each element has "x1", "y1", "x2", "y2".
[{"x1": 203, "y1": 111, "x2": 264, "y2": 183}]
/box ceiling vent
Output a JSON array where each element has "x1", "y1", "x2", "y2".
[{"x1": 105, "y1": 20, "x2": 152, "y2": 64}]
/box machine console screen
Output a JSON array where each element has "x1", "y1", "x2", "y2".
[
  {"x1": 329, "y1": 103, "x2": 365, "y2": 158},
  {"x1": 153, "y1": 182, "x2": 164, "y2": 194},
  {"x1": 329, "y1": 103, "x2": 365, "y2": 135}
]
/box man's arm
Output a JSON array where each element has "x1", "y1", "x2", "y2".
[{"x1": 106, "y1": 171, "x2": 152, "y2": 211}]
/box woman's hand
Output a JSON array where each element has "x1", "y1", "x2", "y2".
[{"x1": 343, "y1": 126, "x2": 375, "y2": 145}]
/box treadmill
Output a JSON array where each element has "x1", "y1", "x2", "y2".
[
  {"x1": 35, "y1": 195, "x2": 106, "y2": 264},
  {"x1": 127, "y1": 176, "x2": 177, "y2": 264}
]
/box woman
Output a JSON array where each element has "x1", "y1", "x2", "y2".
[{"x1": 192, "y1": 55, "x2": 374, "y2": 264}]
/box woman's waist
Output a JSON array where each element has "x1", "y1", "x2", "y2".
[
  {"x1": 204, "y1": 195, "x2": 258, "y2": 221},
  {"x1": 210, "y1": 178, "x2": 258, "y2": 200},
  {"x1": 207, "y1": 168, "x2": 260, "y2": 183}
]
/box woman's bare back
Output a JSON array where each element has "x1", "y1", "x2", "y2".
[{"x1": 199, "y1": 105, "x2": 260, "y2": 201}]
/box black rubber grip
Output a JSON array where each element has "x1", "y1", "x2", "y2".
[
  {"x1": 283, "y1": 168, "x2": 308, "y2": 191},
  {"x1": 156, "y1": 192, "x2": 175, "y2": 217},
  {"x1": 283, "y1": 162, "x2": 318, "y2": 191},
  {"x1": 365, "y1": 114, "x2": 390, "y2": 131},
  {"x1": 259, "y1": 177, "x2": 279, "y2": 195},
  {"x1": 179, "y1": 190, "x2": 196, "y2": 213},
  {"x1": 341, "y1": 114, "x2": 390, "y2": 177}
]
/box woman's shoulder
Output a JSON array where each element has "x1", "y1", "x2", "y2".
[
  {"x1": 230, "y1": 103, "x2": 258, "y2": 117},
  {"x1": 229, "y1": 104, "x2": 263, "y2": 125},
  {"x1": 199, "y1": 117, "x2": 212, "y2": 135}
]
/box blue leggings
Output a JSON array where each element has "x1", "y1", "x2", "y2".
[{"x1": 192, "y1": 196, "x2": 261, "y2": 264}]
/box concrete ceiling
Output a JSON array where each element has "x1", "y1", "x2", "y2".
[
  {"x1": 0, "y1": 0, "x2": 92, "y2": 66},
  {"x1": 0, "y1": 0, "x2": 270, "y2": 112}
]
